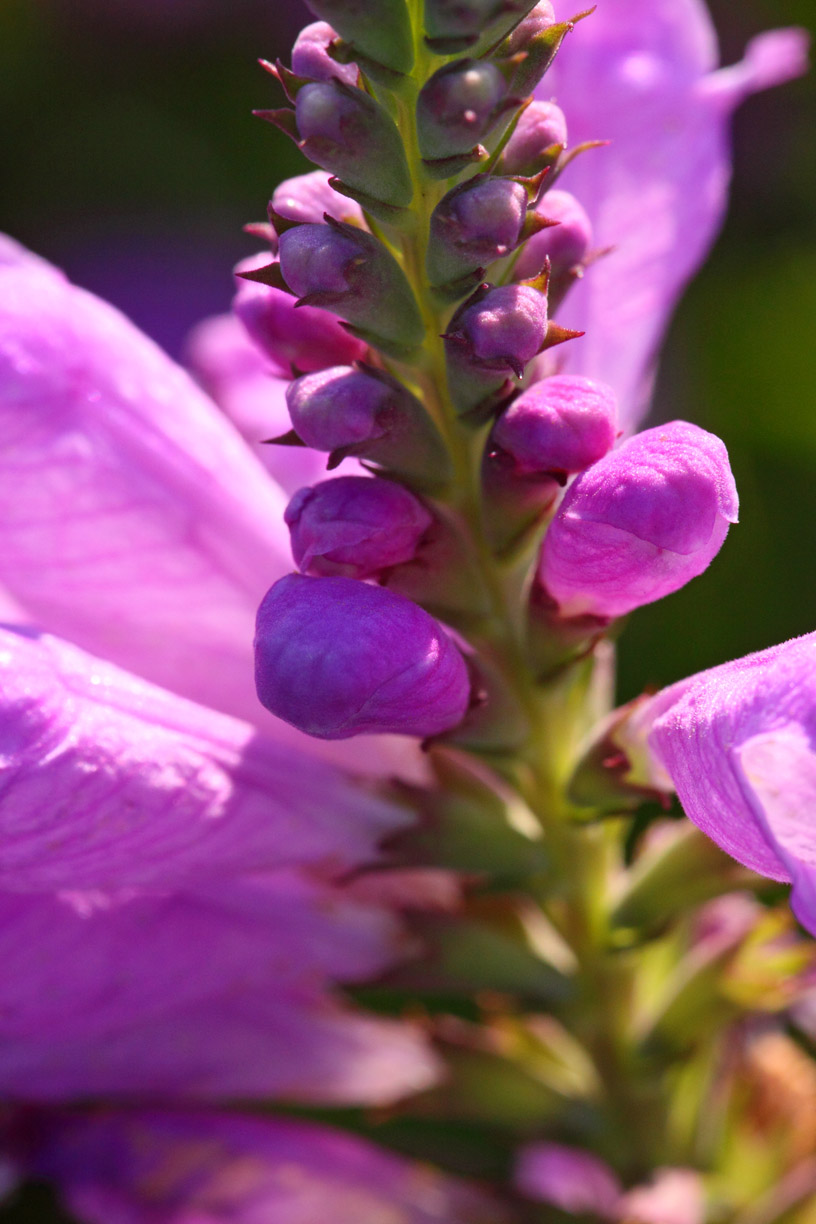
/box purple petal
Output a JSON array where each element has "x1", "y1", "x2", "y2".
[
  {"x1": 0, "y1": 626, "x2": 409, "y2": 892},
  {"x1": 0, "y1": 251, "x2": 292, "y2": 725},
  {"x1": 0, "y1": 881, "x2": 438, "y2": 1104},
  {"x1": 643, "y1": 631, "x2": 816, "y2": 926},
  {"x1": 24, "y1": 1110, "x2": 503, "y2": 1223},
  {"x1": 545, "y1": 2, "x2": 809, "y2": 429},
  {"x1": 515, "y1": 1142, "x2": 621, "y2": 1216}
]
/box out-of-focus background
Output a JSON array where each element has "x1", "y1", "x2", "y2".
[{"x1": 1, "y1": 0, "x2": 814, "y2": 702}]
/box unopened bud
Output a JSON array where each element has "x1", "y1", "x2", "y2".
[
  {"x1": 514, "y1": 190, "x2": 592, "y2": 286},
  {"x1": 496, "y1": 2, "x2": 567, "y2": 96},
  {"x1": 285, "y1": 475, "x2": 433, "y2": 578},
  {"x1": 234, "y1": 259, "x2": 367, "y2": 373},
  {"x1": 295, "y1": 80, "x2": 412, "y2": 209},
  {"x1": 493, "y1": 375, "x2": 618, "y2": 477},
  {"x1": 285, "y1": 365, "x2": 452, "y2": 488},
  {"x1": 499, "y1": 99, "x2": 567, "y2": 175},
  {"x1": 255, "y1": 574, "x2": 470, "y2": 738},
  {"x1": 292, "y1": 20, "x2": 358, "y2": 85},
  {"x1": 446, "y1": 283, "x2": 548, "y2": 377},
  {"x1": 305, "y1": 0, "x2": 414, "y2": 75},
  {"x1": 278, "y1": 220, "x2": 424, "y2": 355},
  {"x1": 427, "y1": 175, "x2": 529, "y2": 288},
  {"x1": 417, "y1": 60, "x2": 508, "y2": 165},
  {"x1": 423, "y1": 0, "x2": 539, "y2": 54},
  {"x1": 539, "y1": 421, "x2": 739, "y2": 618},
  {"x1": 444, "y1": 283, "x2": 549, "y2": 415},
  {"x1": 270, "y1": 170, "x2": 364, "y2": 228}
]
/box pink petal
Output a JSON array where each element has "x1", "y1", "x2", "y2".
[
  {"x1": 0, "y1": 626, "x2": 409, "y2": 892},
  {"x1": 544, "y1": 3, "x2": 809, "y2": 429},
  {"x1": 25, "y1": 1110, "x2": 503, "y2": 1223},
  {"x1": 0, "y1": 252, "x2": 291, "y2": 725}
]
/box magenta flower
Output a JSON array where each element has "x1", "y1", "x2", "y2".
[
  {"x1": 640, "y1": 632, "x2": 816, "y2": 937},
  {"x1": 545, "y1": 0, "x2": 808, "y2": 427}
]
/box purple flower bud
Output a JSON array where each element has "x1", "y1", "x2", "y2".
[
  {"x1": 417, "y1": 60, "x2": 508, "y2": 162},
  {"x1": 493, "y1": 375, "x2": 618, "y2": 476},
  {"x1": 279, "y1": 221, "x2": 424, "y2": 354},
  {"x1": 271, "y1": 170, "x2": 364, "y2": 227},
  {"x1": 424, "y1": 0, "x2": 539, "y2": 53},
  {"x1": 255, "y1": 574, "x2": 470, "y2": 739},
  {"x1": 285, "y1": 366, "x2": 451, "y2": 487},
  {"x1": 285, "y1": 476, "x2": 433, "y2": 578},
  {"x1": 501, "y1": 0, "x2": 555, "y2": 53},
  {"x1": 292, "y1": 20, "x2": 359, "y2": 86},
  {"x1": 539, "y1": 420, "x2": 739, "y2": 618},
  {"x1": 233, "y1": 261, "x2": 367, "y2": 373},
  {"x1": 446, "y1": 283, "x2": 548, "y2": 377},
  {"x1": 305, "y1": 0, "x2": 414, "y2": 75},
  {"x1": 514, "y1": 190, "x2": 593, "y2": 282},
  {"x1": 427, "y1": 175, "x2": 529, "y2": 286},
  {"x1": 500, "y1": 99, "x2": 567, "y2": 175},
  {"x1": 295, "y1": 80, "x2": 412, "y2": 209}
]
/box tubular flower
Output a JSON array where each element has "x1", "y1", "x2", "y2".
[
  {"x1": 640, "y1": 632, "x2": 816, "y2": 937},
  {"x1": 545, "y1": 0, "x2": 809, "y2": 428}
]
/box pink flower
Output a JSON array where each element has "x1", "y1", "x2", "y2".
[{"x1": 545, "y1": 0, "x2": 809, "y2": 428}]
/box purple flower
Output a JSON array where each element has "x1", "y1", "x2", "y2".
[
  {"x1": 513, "y1": 189, "x2": 593, "y2": 284},
  {"x1": 0, "y1": 241, "x2": 440, "y2": 1119},
  {"x1": 291, "y1": 20, "x2": 359, "y2": 86},
  {"x1": 640, "y1": 631, "x2": 816, "y2": 937},
  {"x1": 255, "y1": 574, "x2": 471, "y2": 739},
  {"x1": 18, "y1": 1109, "x2": 504, "y2": 1223},
  {"x1": 545, "y1": 0, "x2": 808, "y2": 428},
  {"x1": 286, "y1": 476, "x2": 433, "y2": 578},
  {"x1": 539, "y1": 420, "x2": 738, "y2": 618},
  {"x1": 270, "y1": 168, "x2": 365, "y2": 227}
]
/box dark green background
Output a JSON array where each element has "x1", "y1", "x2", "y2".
[{"x1": 0, "y1": 4, "x2": 813, "y2": 1212}]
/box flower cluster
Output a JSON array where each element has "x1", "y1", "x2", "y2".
[{"x1": 0, "y1": 0, "x2": 811, "y2": 1221}]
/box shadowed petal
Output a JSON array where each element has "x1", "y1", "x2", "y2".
[
  {"x1": 0, "y1": 626, "x2": 408, "y2": 892},
  {"x1": 22, "y1": 1109, "x2": 504, "y2": 1223}
]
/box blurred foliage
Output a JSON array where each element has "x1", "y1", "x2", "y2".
[{"x1": 0, "y1": 0, "x2": 814, "y2": 1218}]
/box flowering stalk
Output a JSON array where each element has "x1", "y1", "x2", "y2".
[
  {"x1": 0, "y1": 1, "x2": 811, "y2": 1221},
  {"x1": 246, "y1": 0, "x2": 810, "y2": 1208}
]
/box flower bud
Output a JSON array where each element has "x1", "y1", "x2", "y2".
[
  {"x1": 423, "y1": 0, "x2": 539, "y2": 54},
  {"x1": 278, "y1": 220, "x2": 424, "y2": 356},
  {"x1": 305, "y1": 0, "x2": 414, "y2": 75},
  {"x1": 539, "y1": 420, "x2": 739, "y2": 618},
  {"x1": 285, "y1": 476, "x2": 433, "y2": 578},
  {"x1": 427, "y1": 175, "x2": 529, "y2": 288},
  {"x1": 295, "y1": 80, "x2": 412, "y2": 209},
  {"x1": 285, "y1": 365, "x2": 452, "y2": 488},
  {"x1": 417, "y1": 60, "x2": 508, "y2": 166},
  {"x1": 499, "y1": 99, "x2": 567, "y2": 175},
  {"x1": 291, "y1": 20, "x2": 358, "y2": 85},
  {"x1": 444, "y1": 283, "x2": 549, "y2": 415},
  {"x1": 492, "y1": 375, "x2": 618, "y2": 477},
  {"x1": 270, "y1": 170, "x2": 364, "y2": 228},
  {"x1": 255, "y1": 574, "x2": 471, "y2": 739},
  {"x1": 514, "y1": 189, "x2": 592, "y2": 285},
  {"x1": 496, "y1": 2, "x2": 565, "y2": 96},
  {"x1": 233, "y1": 261, "x2": 367, "y2": 374}
]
